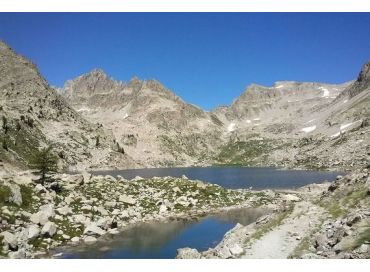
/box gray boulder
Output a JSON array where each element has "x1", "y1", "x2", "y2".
[
  {"x1": 27, "y1": 225, "x2": 40, "y2": 239},
  {"x1": 176, "y1": 247, "x2": 201, "y2": 259},
  {"x1": 0, "y1": 231, "x2": 18, "y2": 251},
  {"x1": 119, "y1": 195, "x2": 136, "y2": 205},
  {"x1": 41, "y1": 222, "x2": 57, "y2": 237}
]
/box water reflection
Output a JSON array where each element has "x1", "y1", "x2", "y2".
[{"x1": 59, "y1": 208, "x2": 267, "y2": 259}]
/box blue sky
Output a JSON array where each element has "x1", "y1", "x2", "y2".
[{"x1": 0, "y1": 13, "x2": 369, "y2": 110}]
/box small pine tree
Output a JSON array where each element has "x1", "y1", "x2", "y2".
[
  {"x1": 95, "y1": 135, "x2": 100, "y2": 147},
  {"x1": 29, "y1": 146, "x2": 58, "y2": 185},
  {"x1": 2, "y1": 137, "x2": 8, "y2": 151},
  {"x1": 2, "y1": 116, "x2": 8, "y2": 134}
]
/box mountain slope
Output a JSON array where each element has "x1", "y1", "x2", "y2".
[
  {"x1": 61, "y1": 70, "x2": 225, "y2": 167},
  {"x1": 0, "y1": 41, "x2": 138, "y2": 171}
]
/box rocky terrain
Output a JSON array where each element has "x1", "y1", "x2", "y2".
[
  {"x1": 177, "y1": 168, "x2": 370, "y2": 259},
  {"x1": 0, "y1": 171, "x2": 276, "y2": 258}
]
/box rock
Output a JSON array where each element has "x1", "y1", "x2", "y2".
[
  {"x1": 347, "y1": 214, "x2": 362, "y2": 226},
  {"x1": 56, "y1": 206, "x2": 72, "y2": 216},
  {"x1": 96, "y1": 206, "x2": 109, "y2": 216},
  {"x1": 30, "y1": 204, "x2": 55, "y2": 225},
  {"x1": 282, "y1": 194, "x2": 301, "y2": 202},
  {"x1": 8, "y1": 248, "x2": 26, "y2": 259},
  {"x1": 84, "y1": 222, "x2": 106, "y2": 236},
  {"x1": 159, "y1": 204, "x2": 168, "y2": 213},
  {"x1": 328, "y1": 183, "x2": 339, "y2": 192},
  {"x1": 82, "y1": 171, "x2": 92, "y2": 184},
  {"x1": 84, "y1": 236, "x2": 97, "y2": 244},
  {"x1": 6, "y1": 182, "x2": 23, "y2": 206},
  {"x1": 41, "y1": 222, "x2": 57, "y2": 237},
  {"x1": 81, "y1": 205, "x2": 92, "y2": 211},
  {"x1": 172, "y1": 187, "x2": 181, "y2": 193},
  {"x1": 176, "y1": 247, "x2": 201, "y2": 259},
  {"x1": 62, "y1": 234, "x2": 71, "y2": 240},
  {"x1": 27, "y1": 225, "x2": 40, "y2": 239},
  {"x1": 72, "y1": 214, "x2": 88, "y2": 225},
  {"x1": 229, "y1": 244, "x2": 244, "y2": 256},
  {"x1": 0, "y1": 231, "x2": 18, "y2": 251},
  {"x1": 104, "y1": 201, "x2": 117, "y2": 208},
  {"x1": 35, "y1": 184, "x2": 47, "y2": 193},
  {"x1": 181, "y1": 175, "x2": 188, "y2": 180},
  {"x1": 359, "y1": 244, "x2": 369, "y2": 253},
  {"x1": 71, "y1": 237, "x2": 80, "y2": 244},
  {"x1": 119, "y1": 195, "x2": 136, "y2": 205},
  {"x1": 131, "y1": 176, "x2": 144, "y2": 181}
]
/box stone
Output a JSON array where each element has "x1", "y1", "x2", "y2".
[
  {"x1": 41, "y1": 222, "x2": 57, "y2": 237},
  {"x1": 62, "y1": 234, "x2": 71, "y2": 240},
  {"x1": 282, "y1": 194, "x2": 301, "y2": 202},
  {"x1": 104, "y1": 201, "x2": 117, "y2": 208},
  {"x1": 96, "y1": 206, "x2": 109, "y2": 216},
  {"x1": 27, "y1": 225, "x2": 40, "y2": 239},
  {"x1": 71, "y1": 237, "x2": 80, "y2": 243},
  {"x1": 84, "y1": 236, "x2": 97, "y2": 244},
  {"x1": 159, "y1": 204, "x2": 168, "y2": 213},
  {"x1": 119, "y1": 195, "x2": 136, "y2": 205},
  {"x1": 82, "y1": 171, "x2": 92, "y2": 184},
  {"x1": 359, "y1": 244, "x2": 369, "y2": 253},
  {"x1": 84, "y1": 222, "x2": 106, "y2": 236},
  {"x1": 56, "y1": 206, "x2": 72, "y2": 216},
  {"x1": 35, "y1": 184, "x2": 47, "y2": 193},
  {"x1": 6, "y1": 182, "x2": 23, "y2": 206},
  {"x1": 0, "y1": 231, "x2": 18, "y2": 251},
  {"x1": 229, "y1": 244, "x2": 244, "y2": 256},
  {"x1": 8, "y1": 248, "x2": 26, "y2": 259},
  {"x1": 176, "y1": 247, "x2": 201, "y2": 259}
]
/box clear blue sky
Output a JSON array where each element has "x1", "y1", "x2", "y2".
[{"x1": 0, "y1": 13, "x2": 369, "y2": 110}]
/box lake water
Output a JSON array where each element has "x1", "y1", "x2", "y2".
[
  {"x1": 92, "y1": 166, "x2": 343, "y2": 189},
  {"x1": 57, "y1": 207, "x2": 267, "y2": 259},
  {"x1": 61, "y1": 167, "x2": 343, "y2": 258}
]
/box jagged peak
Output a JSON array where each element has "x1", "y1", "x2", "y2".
[{"x1": 357, "y1": 61, "x2": 370, "y2": 83}]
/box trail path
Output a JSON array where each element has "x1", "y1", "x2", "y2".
[{"x1": 242, "y1": 200, "x2": 325, "y2": 259}]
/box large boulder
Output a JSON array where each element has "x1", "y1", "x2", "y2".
[
  {"x1": 2, "y1": 181, "x2": 22, "y2": 206},
  {"x1": 27, "y1": 225, "x2": 40, "y2": 239},
  {"x1": 229, "y1": 244, "x2": 244, "y2": 256},
  {"x1": 56, "y1": 206, "x2": 72, "y2": 216},
  {"x1": 119, "y1": 195, "x2": 136, "y2": 205},
  {"x1": 84, "y1": 236, "x2": 97, "y2": 244},
  {"x1": 30, "y1": 204, "x2": 55, "y2": 225},
  {"x1": 0, "y1": 231, "x2": 18, "y2": 251},
  {"x1": 41, "y1": 222, "x2": 57, "y2": 237},
  {"x1": 176, "y1": 247, "x2": 201, "y2": 259},
  {"x1": 83, "y1": 222, "x2": 106, "y2": 236}
]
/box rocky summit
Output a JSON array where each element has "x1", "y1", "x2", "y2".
[{"x1": 0, "y1": 40, "x2": 369, "y2": 259}]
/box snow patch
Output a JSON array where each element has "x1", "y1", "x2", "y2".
[
  {"x1": 122, "y1": 113, "x2": 129, "y2": 119},
  {"x1": 305, "y1": 119, "x2": 315, "y2": 124},
  {"x1": 246, "y1": 120, "x2": 252, "y2": 124},
  {"x1": 340, "y1": 120, "x2": 362, "y2": 131},
  {"x1": 227, "y1": 123, "x2": 236, "y2": 132},
  {"x1": 319, "y1": 87, "x2": 330, "y2": 97},
  {"x1": 301, "y1": 125, "x2": 316, "y2": 133},
  {"x1": 77, "y1": 107, "x2": 90, "y2": 112},
  {"x1": 330, "y1": 132, "x2": 340, "y2": 138},
  {"x1": 275, "y1": 85, "x2": 284, "y2": 89},
  {"x1": 343, "y1": 99, "x2": 348, "y2": 104},
  {"x1": 253, "y1": 118, "x2": 260, "y2": 121}
]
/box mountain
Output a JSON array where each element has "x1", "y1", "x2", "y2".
[
  {"x1": 0, "y1": 41, "x2": 138, "y2": 171},
  {"x1": 2, "y1": 39, "x2": 368, "y2": 172},
  {"x1": 60, "y1": 70, "x2": 225, "y2": 167}
]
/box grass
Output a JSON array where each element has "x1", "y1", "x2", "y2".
[{"x1": 0, "y1": 184, "x2": 11, "y2": 204}]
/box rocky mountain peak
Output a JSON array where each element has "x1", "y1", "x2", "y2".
[{"x1": 357, "y1": 61, "x2": 370, "y2": 83}]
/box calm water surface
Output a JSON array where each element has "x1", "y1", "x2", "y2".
[
  {"x1": 58, "y1": 208, "x2": 267, "y2": 259},
  {"x1": 93, "y1": 166, "x2": 343, "y2": 189}
]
